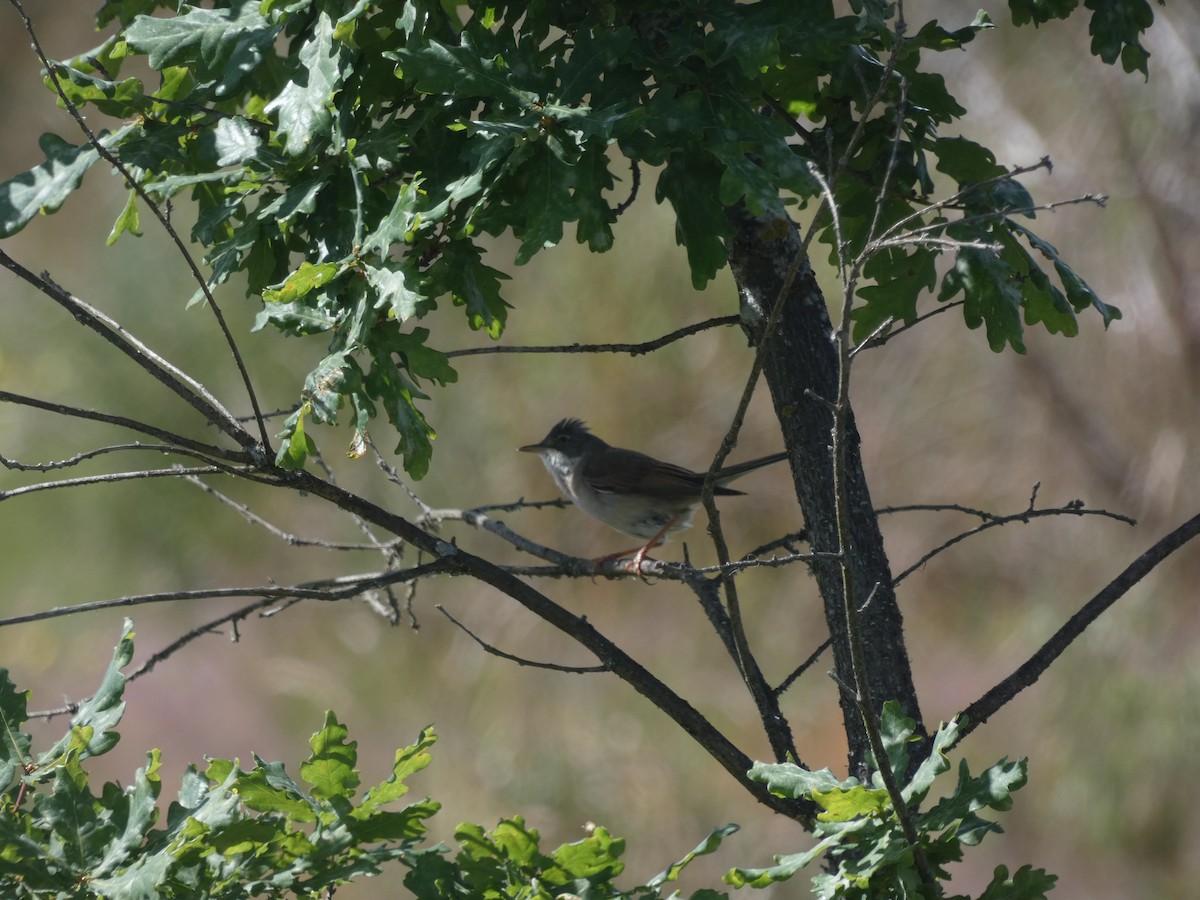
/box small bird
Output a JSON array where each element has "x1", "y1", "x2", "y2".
[{"x1": 519, "y1": 418, "x2": 787, "y2": 576}]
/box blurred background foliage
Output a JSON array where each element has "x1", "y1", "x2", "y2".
[{"x1": 1, "y1": 1, "x2": 1198, "y2": 897}]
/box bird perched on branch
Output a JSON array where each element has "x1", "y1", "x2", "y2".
[{"x1": 519, "y1": 418, "x2": 787, "y2": 578}]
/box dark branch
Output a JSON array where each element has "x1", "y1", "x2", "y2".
[
  {"x1": 0, "y1": 390, "x2": 250, "y2": 463},
  {"x1": 0, "y1": 251, "x2": 257, "y2": 452},
  {"x1": 889, "y1": 488, "x2": 1137, "y2": 585},
  {"x1": 443, "y1": 315, "x2": 740, "y2": 359},
  {"x1": 954, "y1": 510, "x2": 1200, "y2": 744},
  {"x1": 437, "y1": 605, "x2": 610, "y2": 673},
  {"x1": 774, "y1": 638, "x2": 832, "y2": 697}
]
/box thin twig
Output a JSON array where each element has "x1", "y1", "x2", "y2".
[
  {"x1": 0, "y1": 562, "x2": 457, "y2": 630},
  {"x1": 436, "y1": 605, "x2": 609, "y2": 673},
  {"x1": 891, "y1": 491, "x2": 1136, "y2": 585},
  {"x1": 774, "y1": 638, "x2": 832, "y2": 697},
  {"x1": 614, "y1": 158, "x2": 641, "y2": 215},
  {"x1": 443, "y1": 315, "x2": 740, "y2": 358},
  {"x1": 181, "y1": 473, "x2": 392, "y2": 552},
  {"x1": 0, "y1": 442, "x2": 185, "y2": 472},
  {"x1": 0, "y1": 389, "x2": 249, "y2": 463},
  {"x1": 0, "y1": 253, "x2": 255, "y2": 453},
  {"x1": 0, "y1": 466, "x2": 225, "y2": 501}
]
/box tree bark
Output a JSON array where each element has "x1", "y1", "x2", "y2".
[{"x1": 724, "y1": 201, "x2": 926, "y2": 771}]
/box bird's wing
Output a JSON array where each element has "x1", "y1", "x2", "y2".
[{"x1": 583, "y1": 448, "x2": 743, "y2": 498}]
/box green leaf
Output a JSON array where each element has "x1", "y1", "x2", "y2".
[
  {"x1": 0, "y1": 126, "x2": 137, "y2": 238},
  {"x1": 922, "y1": 757, "x2": 1028, "y2": 832},
  {"x1": 97, "y1": 0, "x2": 176, "y2": 27},
  {"x1": 366, "y1": 261, "x2": 427, "y2": 323},
  {"x1": 264, "y1": 12, "x2": 346, "y2": 156},
  {"x1": 1009, "y1": 0, "x2": 1080, "y2": 26},
  {"x1": 361, "y1": 178, "x2": 423, "y2": 257},
  {"x1": 301, "y1": 712, "x2": 361, "y2": 801},
  {"x1": 391, "y1": 328, "x2": 457, "y2": 388},
  {"x1": 509, "y1": 147, "x2": 578, "y2": 265},
  {"x1": 1016, "y1": 224, "x2": 1121, "y2": 325},
  {"x1": 657, "y1": 148, "x2": 732, "y2": 289},
  {"x1": 106, "y1": 189, "x2": 143, "y2": 245},
  {"x1": 979, "y1": 863, "x2": 1059, "y2": 899},
  {"x1": 123, "y1": 3, "x2": 282, "y2": 90},
  {"x1": 306, "y1": 352, "x2": 361, "y2": 423},
  {"x1": 212, "y1": 115, "x2": 262, "y2": 166},
  {"x1": 91, "y1": 750, "x2": 162, "y2": 878},
  {"x1": 544, "y1": 824, "x2": 624, "y2": 881},
  {"x1": 726, "y1": 843, "x2": 833, "y2": 889},
  {"x1": 390, "y1": 38, "x2": 525, "y2": 103},
  {"x1": 1084, "y1": 0, "x2": 1155, "y2": 76},
  {"x1": 749, "y1": 760, "x2": 861, "y2": 800},
  {"x1": 431, "y1": 242, "x2": 511, "y2": 337},
  {"x1": 0, "y1": 669, "x2": 32, "y2": 791},
  {"x1": 901, "y1": 716, "x2": 958, "y2": 803},
  {"x1": 358, "y1": 726, "x2": 436, "y2": 815},
  {"x1": 854, "y1": 245, "x2": 937, "y2": 341},
  {"x1": 940, "y1": 245, "x2": 1027, "y2": 352},
  {"x1": 812, "y1": 783, "x2": 891, "y2": 822},
  {"x1": 38, "y1": 767, "x2": 114, "y2": 867},
  {"x1": 935, "y1": 136, "x2": 1007, "y2": 185},
  {"x1": 39, "y1": 620, "x2": 134, "y2": 769},
  {"x1": 364, "y1": 349, "x2": 435, "y2": 479},
  {"x1": 275, "y1": 403, "x2": 318, "y2": 470},
  {"x1": 876, "y1": 700, "x2": 918, "y2": 783},
  {"x1": 254, "y1": 300, "x2": 339, "y2": 336},
  {"x1": 263, "y1": 261, "x2": 346, "y2": 304},
  {"x1": 646, "y1": 823, "x2": 738, "y2": 888},
  {"x1": 47, "y1": 65, "x2": 146, "y2": 118}
]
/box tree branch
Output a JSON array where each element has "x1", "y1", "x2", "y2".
[
  {"x1": 888, "y1": 487, "x2": 1137, "y2": 586},
  {"x1": 0, "y1": 251, "x2": 257, "y2": 453},
  {"x1": 443, "y1": 315, "x2": 740, "y2": 359},
  {"x1": 436, "y1": 605, "x2": 610, "y2": 673},
  {"x1": 955, "y1": 510, "x2": 1200, "y2": 744}
]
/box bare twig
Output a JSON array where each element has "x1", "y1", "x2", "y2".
[
  {"x1": 890, "y1": 489, "x2": 1137, "y2": 585},
  {"x1": 774, "y1": 638, "x2": 832, "y2": 697},
  {"x1": 0, "y1": 442, "x2": 186, "y2": 472},
  {"x1": 869, "y1": 300, "x2": 964, "y2": 347},
  {"x1": 181, "y1": 472, "x2": 393, "y2": 552},
  {"x1": 614, "y1": 158, "x2": 641, "y2": 215},
  {"x1": 1, "y1": 466, "x2": 226, "y2": 501},
  {"x1": 0, "y1": 253, "x2": 255, "y2": 453},
  {"x1": 0, "y1": 562, "x2": 457, "y2": 630},
  {"x1": 437, "y1": 605, "x2": 609, "y2": 673},
  {"x1": 0, "y1": 389, "x2": 249, "y2": 463},
  {"x1": 443, "y1": 315, "x2": 740, "y2": 358}
]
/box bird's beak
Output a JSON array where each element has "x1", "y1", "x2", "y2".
[{"x1": 518, "y1": 442, "x2": 545, "y2": 453}]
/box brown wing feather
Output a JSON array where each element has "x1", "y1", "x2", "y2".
[{"x1": 582, "y1": 448, "x2": 743, "y2": 498}]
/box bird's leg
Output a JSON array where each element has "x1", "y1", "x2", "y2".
[{"x1": 589, "y1": 516, "x2": 679, "y2": 583}]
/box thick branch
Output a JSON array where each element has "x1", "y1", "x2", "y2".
[
  {"x1": 725, "y1": 200, "x2": 925, "y2": 771},
  {"x1": 283, "y1": 469, "x2": 816, "y2": 822},
  {"x1": 956, "y1": 511, "x2": 1200, "y2": 742}
]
